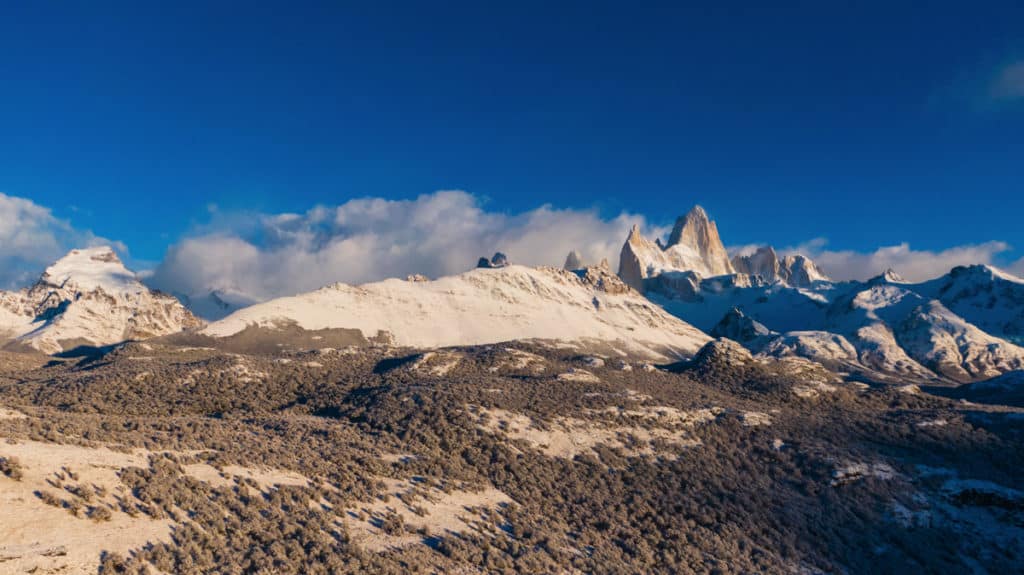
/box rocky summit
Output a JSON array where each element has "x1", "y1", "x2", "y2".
[{"x1": 0, "y1": 247, "x2": 201, "y2": 354}]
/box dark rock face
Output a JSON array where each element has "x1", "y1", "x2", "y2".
[
  {"x1": 711, "y1": 307, "x2": 774, "y2": 343},
  {"x1": 477, "y1": 252, "x2": 510, "y2": 269},
  {"x1": 563, "y1": 251, "x2": 583, "y2": 271}
]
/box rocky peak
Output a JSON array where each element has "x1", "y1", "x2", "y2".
[
  {"x1": 868, "y1": 268, "x2": 907, "y2": 285},
  {"x1": 38, "y1": 247, "x2": 138, "y2": 294},
  {"x1": 732, "y1": 247, "x2": 828, "y2": 287},
  {"x1": 477, "y1": 252, "x2": 510, "y2": 269},
  {"x1": 574, "y1": 264, "x2": 632, "y2": 295},
  {"x1": 782, "y1": 255, "x2": 829, "y2": 287},
  {"x1": 617, "y1": 206, "x2": 737, "y2": 293},
  {"x1": 0, "y1": 247, "x2": 202, "y2": 354},
  {"x1": 563, "y1": 250, "x2": 583, "y2": 271},
  {"x1": 618, "y1": 225, "x2": 665, "y2": 292},
  {"x1": 667, "y1": 205, "x2": 708, "y2": 246},
  {"x1": 688, "y1": 338, "x2": 754, "y2": 370},
  {"x1": 664, "y1": 206, "x2": 734, "y2": 276},
  {"x1": 710, "y1": 307, "x2": 774, "y2": 343},
  {"x1": 732, "y1": 246, "x2": 782, "y2": 282}
]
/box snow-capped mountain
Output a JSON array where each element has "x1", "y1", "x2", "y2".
[
  {"x1": 619, "y1": 207, "x2": 1024, "y2": 382},
  {"x1": 914, "y1": 264, "x2": 1024, "y2": 345},
  {"x1": 619, "y1": 206, "x2": 830, "y2": 295},
  {"x1": 0, "y1": 247, "x2": 202, "y2": 354},
  {"x1": 619, "y1": 206, "x2": 736, "y2": 292},
  {"x1": 203, "y1": 264, "x2": 710, "y2": 359}
]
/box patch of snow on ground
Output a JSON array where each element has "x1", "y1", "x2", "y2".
[
  {"x1": 830, "y1": 462, "x2": 898, "y2": 486},
  {"x1": 344, "y1": 477, "x2": 512, "y2": 552},
  {"x1": 0, "y1": 440, "x2": 173, "y2": 574},
  {"x1": 472, "y1": 406, "x2": 713, "y2": 459}
]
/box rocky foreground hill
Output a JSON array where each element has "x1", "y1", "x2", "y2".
[{"x1": 0, "y1": 340, "x2": 1021, "y2": 573}]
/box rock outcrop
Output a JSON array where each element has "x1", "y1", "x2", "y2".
[
  {"x1": 731, "y1": 246, "x2": 783, "y2": 282},
  {"x1": 664, "y1": 206, "x2": 734, "y2": 276},
  {"x1": 477, "y1": 252, "x2": 510, "y2": 269},
  {"x1": 563, "y1": 250, "x2": 583, "y2": 271},
  {"x1": 618, "y1": 206, "x2": 736, "y2": 292},
  {"x1": 732, "y1": 247, "x2": 829, "y2": 287},
  {"x1": 710, "y1": 307, "x2": 775, "y2": 344},
  {"x1": 687, "y1": 338, "x2": 754, "y2": 370}
]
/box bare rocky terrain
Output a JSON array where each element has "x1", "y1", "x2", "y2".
[{"x1": 0, "y1": 340, "x2": 1021, "y2": 574}]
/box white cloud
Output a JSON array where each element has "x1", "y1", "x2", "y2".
[
  {"x1": 147, "y1": 190, "x2": 655, "y2": 302},
  {"x1": 0, "y1": 192, "x2": 120, "y2": 289},
  {"x1": 781, "y1": 238, "x2": 1014, "y2": 282},
  {"x1": 992, "y1": 61, "x2": 1024, "y2": 100},
  {"x1": 1010, "y1": 257, "x2": 1024, "y2": 278}
]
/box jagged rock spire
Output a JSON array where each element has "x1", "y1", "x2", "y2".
[
  {"x1": 664, "y1": 206, "x2": 734, "y2": 276},
  {"x1": 563, "y1": 250, "x2": 583, "y2": 270}
]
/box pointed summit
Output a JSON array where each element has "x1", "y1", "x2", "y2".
[
  {"x1": 563, "y1": 250, "x2": 583, "y2": 271},
  {"x1": 869, "y1": 268, "x2": 907, "y2": 284},
  {"x1": 667, "y1": 205, "x2": 710, "y2": 247},
  {"x1": 0, "y1": 247, "x2": 201, "y2": 354},
  {"x1": 781, "y1": 254, "x2": 829, "y2": 286},
  {"x1": 662, "y1": 205, "x2": 734, "y2": 276},
  {"x1": 709, "y1": 307, "x2": 774, "y2": 343},
  {"x1": 40, "y1": 247, "x2": 138, "y2": 294},
  {"x1": 732, "y1": 246, "x2": 782, "y2": 282}
]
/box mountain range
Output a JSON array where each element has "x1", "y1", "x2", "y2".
[{"x1": 3, "y1": 208, "x2": 1023, "y2": 386}]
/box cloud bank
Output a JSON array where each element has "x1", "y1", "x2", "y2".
[
  {"x1": 147, "y1": 191, "x2": 656, "y2": 301},
  {"x1": 0, "y1": 192, "x2": 120, "y2": 289},
  {"x1": 3, "y1": 190, "x2": 1020, "y2": 303},
  {"x1": 780, "y1": 238, "x2": 1014, "y2": 283}
]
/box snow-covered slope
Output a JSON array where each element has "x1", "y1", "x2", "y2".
[
  {"x1": 203, "y1": 265, "x2": 710, "y2": 359},
  {"x1": 614, "y1": 205, "x2": 1024, "y2": 382},
  {"x1": 913, "y1": 265, "x2": 1024, "y2": 345},
  {"x1": 653, "y1": 262, "x2": 1024, "y2": 382},
  {"x1": 0, "y1": 247, "x2": 202, "y2": 354},
  {"x1": 894, "y1": 300, "x2": 1024, "y2": 381}
]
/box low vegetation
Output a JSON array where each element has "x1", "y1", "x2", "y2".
[{"x1": 0, "y1": 342, "x2": 1021, "y2": 573}]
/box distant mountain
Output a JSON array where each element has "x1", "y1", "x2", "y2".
[
  {"x1": 202, "y1": 264, "x2": 710, "y2": 359},
  {"x1": 0, "y1": 247, "x2": 202, "y2": 354},
  {"x1": 732, "y1": 246, "x2": 829, "y2": 287},
  {"x1": 619, "y1": 207, "x2": 1024, "y2": 383},
  {"x1": 619, "y1": 206, "x2": 737, "y2": 292},
  {"x1": 174, "y1": 287, "x2": 261, "y2": 321},
  {"x1": 914, "y1": 264, "x2": 1024, "y2": 345},
  {"x1": 619, "y1": 205, "x2": 829, "y2": 295}
]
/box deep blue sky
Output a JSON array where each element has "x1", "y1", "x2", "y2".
[{"x1": 1, "y1": 1, "x2": 1022, "y2": 263}]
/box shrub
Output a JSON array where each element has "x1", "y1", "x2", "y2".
[{"x1": 0, "y1": 456, "x2": 23, "y2": 481}]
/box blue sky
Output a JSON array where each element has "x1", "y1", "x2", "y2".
[{"x1": 1, "y1": 1, "x2": 1022, "y2": 294}]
